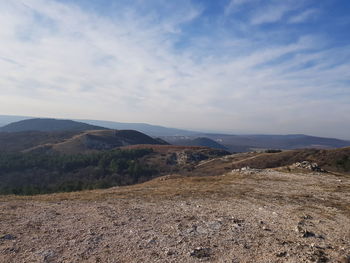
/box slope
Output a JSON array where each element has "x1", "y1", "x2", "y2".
[
  {"x1": 191, "y1": 147, "x2": 350, "y2": 176},
  {"x1": 25, "y1": 130, "x2": 169, "y2": 154},
  {"x1": 0, "y1": 118, "x2": 108, "y2": 132},
  {"x1": 0, "y1": 131, "x2": 80, "y2": 153}
]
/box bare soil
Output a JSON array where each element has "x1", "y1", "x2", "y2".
[{"x1": 1, "y1": 169, "x2": 349, "y2": 263}]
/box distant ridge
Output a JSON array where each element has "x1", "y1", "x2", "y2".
[
  {"x1": 0, "y1": 115, "x2": 198, "y2": 136},
  {"x1": 1, "y1": 115, "x2": 349, "y2": 152},
  {"x1": 202, "y1": 134, "x2": 350, "y2": 152},
  {"x1": 0, "y1": 118, "x2": 108, "y2": 132},
  {"x1": 77, "y1": 119, "x2": 197, "y2": 137},
  {"x1": 164, "y1": 137, "x2": 227, "y2": 150}
]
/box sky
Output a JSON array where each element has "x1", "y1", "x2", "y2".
[{"x1": 0, "y1": 0, "x2": 350, "y2": 139}]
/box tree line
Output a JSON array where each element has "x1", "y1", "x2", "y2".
[{"x1": 0, "y1": 148, "x2": 157, "y2": 195}]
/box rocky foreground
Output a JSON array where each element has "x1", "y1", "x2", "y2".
[{"x1": 0, "y1": 169, "x2": 349, "y2": 263}]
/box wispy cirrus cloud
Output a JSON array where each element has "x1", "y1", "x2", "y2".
[
  {"x1": 224, "y1": 0, "x2": 257, "y2": 15},
  {"x1": 0, "y1": 0, "x2": 349, "y2": 139},
  {"x1": 249, "y1": 0, "x2": 305, "y2": 25},
  {"x1": 226, "y1": 0, "x2": 315, "y2": 25},
  {"x1": 288, "y1": 8, "x2": 319, "y2": 24}
]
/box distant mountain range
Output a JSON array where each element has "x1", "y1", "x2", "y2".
[
  {"x1": 0, "y1": 118, "x2": 171, "y2": 154},
  {"x1": 164, "y1": 134, "x2": 350, "y2": 152},
  {"x1": 0, "y1": 115, "x2": 196, "y2": 136},
  {"x1": 1, "y1": 115, "x2": 350, "y2": 152},
  {"x1": 202, "y1": 134, "x2": 350, "y2": 152},
  {"x1": 79, "y1": 119, "x2": 196, "y2": 137}
]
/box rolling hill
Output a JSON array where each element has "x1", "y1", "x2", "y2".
[
  {"x1": 1, "y1": 116, "x2": 350, "y2": 152},
  {"x1": 0, "y1": 115, "x2": 197, "y2": 136},
  {"x1": 0, "y1": 118, "x2": 108, "y2": 132},
  {"x1": 25, "y1": 129, "x2": 169, "y2": 154},
  {"x1": 78, "y1": 119, "x2": 197, "y2": 136},
  {"x1": 0, "y1": 131, "x2": 80, "y2": 153}
]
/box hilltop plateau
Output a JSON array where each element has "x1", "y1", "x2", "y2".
[{"x1": 0, "y1": 163, "x2": 349, "y2": 262}]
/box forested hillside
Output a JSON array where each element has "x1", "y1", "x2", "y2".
[{"x1": 0, "y1": 148, "x2": 156, "y2": 195}]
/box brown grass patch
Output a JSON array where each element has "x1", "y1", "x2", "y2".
[{"x1": 0, "y1": 172, "x2": 248, "y2": 202}]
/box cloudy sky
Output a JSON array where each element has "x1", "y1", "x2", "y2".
[{"x1": 1, "y1": 0, "x2": 350, "y2": 139}]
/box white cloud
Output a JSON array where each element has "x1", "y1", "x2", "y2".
[
  {"x1": 288, "y1": 9, "x2": 318, "y2": 23},
  {"x1": 225, "y1": 0, "x2": 258, "y2": 15},
  {"x1": 0, "y1": 0, "x2": 349, "y2": 139},
  {"x1": 250, "y1": 1, "x2": 300, "y2": 25}
]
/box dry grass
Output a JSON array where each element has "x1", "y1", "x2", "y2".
[
  {"x1": 1, "y1": 147, "x2": 349, "y2": 216},
  {"x1": 192, "y1": 147, "x2": 350, "y2": 176},
  {"x1": 1, "y1": 168, "x2": 349, "y2": 262},
  {"x1": 2, "y1": 168, "x2": 349, "y2": 217},
  {"x1": 0, "y1": 172, "x2": 248, "y2": 202}
]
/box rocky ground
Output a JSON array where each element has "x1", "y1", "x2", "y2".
[{"x1": 0, "y1": 168, "x2": 349, "y2": 263}]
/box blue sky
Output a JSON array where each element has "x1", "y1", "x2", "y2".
[{"x1": 0, "y1": 0, "x2": 350, "y2": 139}]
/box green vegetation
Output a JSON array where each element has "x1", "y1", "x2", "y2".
[
  {"x1": 0, "y1": 148, "x2": 156, "y2": 195},
  {"x1": 336, "y1": 156, "x2": 350, "y2": 172}
]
